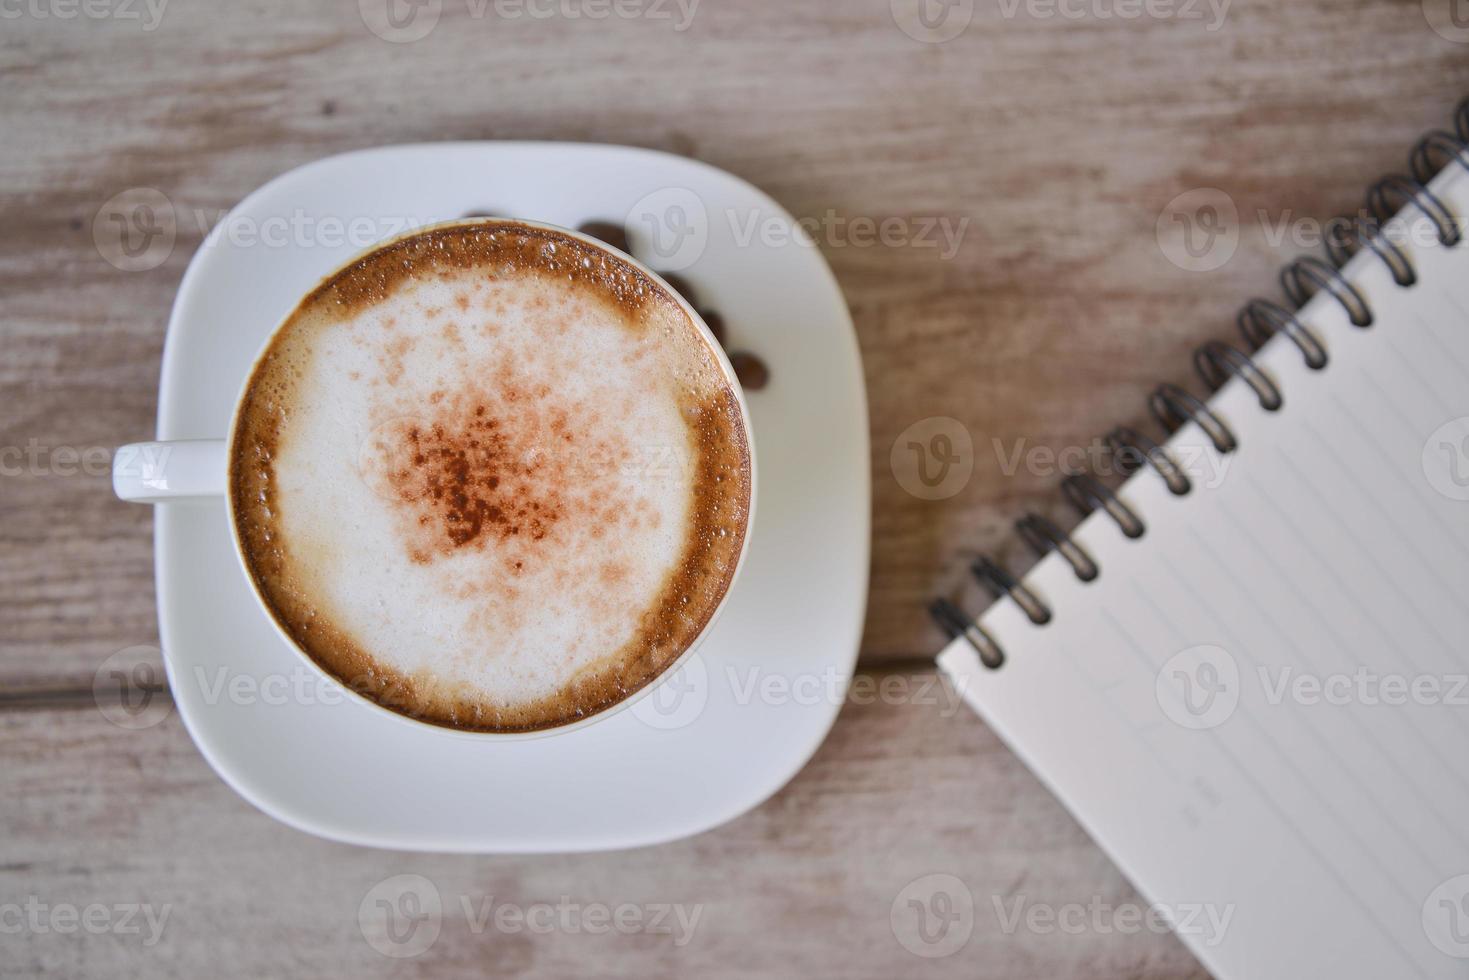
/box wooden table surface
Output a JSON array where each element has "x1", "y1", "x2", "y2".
[{"x1": 3, "y1": 0, "x2": 1466, "y2": 975}]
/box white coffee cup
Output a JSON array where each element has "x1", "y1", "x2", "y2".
[{"x1": 114, "y1": 218, "x2": 757, "y2": 739}]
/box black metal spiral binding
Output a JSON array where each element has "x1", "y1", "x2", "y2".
[
  {"x1": 1281, "y1": 257, "x2": 1374, "y2": 327},
  {"x1": 1149, "y1": 383, "x2": 1237, "y2": 454},
  {"x1": 1195, "y1": 341, "x2": 1283, "y2": 411},
  {"x1": 1061, "y1": 474, "x2": 1146, "y2": 538},
  {"x1": 1106, "y1": 427, "x2": 1192, "y2": 496},
  {"x1": 1237, "y1": 299, "x2": 1328, "y2": 370},
  {"x1": 970, "y1": 557, "x2": 1052, "y2": 625},
  {"x1": 1411, "y1": 131, "x2": 1469, "y2": 184},
  {"x1": 930, "y1": 598, "x2": 1004, "y2": 669},
  {"x1": 1323, "y1": 218, "x2": 1416, "y2": 288},
  {"x1": 1366, "y1": 176, "x2": 1462, "y2": 248},
  {"x1": 1016, "y1": 514, "x2": 1099, "y2": 582},
  {"x1": 930, "y1": 101, "x2": 1468, "y2": 669}
]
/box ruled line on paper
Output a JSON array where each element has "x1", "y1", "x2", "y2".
[
  {"x1": 1182, "y1": 518, "x2": 1469, "y2": 850},
  {"x1": 1095, "y1": 592, "x2": 1434, "y2": 979},
  {"x1": 1150, "y1": 548, "x2": 1444, "y2": 882}
]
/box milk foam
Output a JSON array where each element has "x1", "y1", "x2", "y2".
[{"x1": 231, "y1": 224, "x2": 751, "y2": 731}]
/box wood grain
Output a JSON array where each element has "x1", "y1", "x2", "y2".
[
  {"x1": 2, "y1": 2, "x2": 1467, "y2": 976},
  {"x1": 0, "y1": 675, "x2": 1208, "y2": 979},
  {"x1": 2, "y1": 0, "x2": 1467, "y2": 682}
]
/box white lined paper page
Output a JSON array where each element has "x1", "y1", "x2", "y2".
[{"x1": 939, "y1": 163, "x2": 1469, "y2": 979}]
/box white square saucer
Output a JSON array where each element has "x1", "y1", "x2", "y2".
[{"x1": 153, "y1": 143, "x2": 870, "y2": 852}]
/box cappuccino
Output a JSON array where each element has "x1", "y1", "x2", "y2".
[{"x1": 229, "y1": 221, "x2": 752, "y2": 733}]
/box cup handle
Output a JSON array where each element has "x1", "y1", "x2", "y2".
[{"x1": 112, "y1": 440, "x2": 227, "y2": 503}]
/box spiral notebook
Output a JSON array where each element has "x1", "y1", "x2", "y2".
[{"x1": 934, "y1": 104, "x2": 1469, "y2": 979}]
